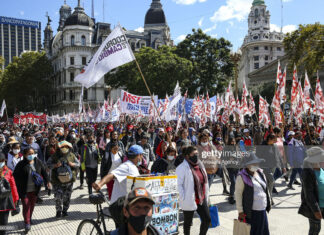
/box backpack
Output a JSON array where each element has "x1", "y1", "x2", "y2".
[
  {"x1": 30, "y1": 165, "x2": 44, "y2": 187},
  {"x1": 57, "y1": 161, "x2": 72, "y2": 184},
  {"x1": 0, "y1": 169, "x2": 11, "y2": 199}
]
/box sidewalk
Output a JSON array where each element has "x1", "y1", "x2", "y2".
[{"x1": 7, "y1": 176, "x2": 309, "y2": 235}]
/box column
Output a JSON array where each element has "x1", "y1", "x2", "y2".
[
  {"x1": 35, "y1": 28, "x2": 38, "y2": 51},
  {"x1": 22, "y1": 26, "x2": 24, "y2": 51},
  {"x1": 29, "y1": 27, "x2": 31, "y2": 51},
  {"x1": 15, "y1": 25, "x2": 18, "y2": 57},
  {"x1": 8, "y1": 25, "x2": 11, "y2": 63}
]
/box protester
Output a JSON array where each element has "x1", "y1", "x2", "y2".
[
  {"x1": 139, "y1": 133, "x2": 154, "y2": 165},
  {"x1": 99, "y1": 130, "x2": 110, "y2": 156},
  {"x1": 7, "y1": 142, "x2": 22, "y2": 171},
  {"x1": 176, "y1": 146, "x2": 211, "y2": 235},
  {"x1": 235, "y1": 152, "x2": 271, "y2": 235},
  {"x1": 109, "y1": 187, "x2": 160, "y2": 235},
  {"x1": 0, "y1": 152, "x2": 19, "y2": 235},
  {"x1": 151, "y1": 146, "x2": 177, "y2": 174},
  {"x1": 50, "y1": 141, "x2": 80, "y2": 218},
  {"x1": 13, "y1": 147, "x2": 50, "y2": 233}
]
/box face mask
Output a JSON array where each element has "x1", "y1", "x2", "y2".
[
  {"x1": 167, "y1": 155, "x2": 175, "y2": 161},
  {"x1": 88, "y1": 140, "x2": 94, "y2": 144},
  {"x1": 128, "y1": 214, "x2": 152, "y2": 234},
  {"x1": 27, "y1": 154, "x2": 37, "y2": 161},
  {"x1": 201, "y1": 142, "x2": 208, "y2": 147},
  {"x1": 61, "y1": 148, "x2": 69, "y2": 154},
  {"x1": 137, "y1": 160, "x2": 142, "y2": 167},
  {"x1": 189, "y1": 154, "x2": 198, "y2": 163},
  {"x1": 0, "y1": 162, "x2": 5, "y2": 168},
  {"x1": 16, "y1": 132, "x2": 22, "y2": 137},
  {"x1": 13, "y1": 149, "x2": 20, "y2": 155},
  {"x1": 71, "y1": 134, "x2": 76, "y2": 139},
  {"x1": 249, "y1": 166, "x2": 259, "y2": 172}
]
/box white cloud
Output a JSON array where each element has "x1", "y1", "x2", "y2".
[
  {"x1": 19, "y1": 11, "x2": 24, "y2": 16},
  {"x1": 270, "y1": 24, "x2": 297, "y2": 33},
  {"x1": 134, "y1": 27, "x2": 144, "y2": 33},
  {"x1": 283, "y1": 0, "x2": 293, "y2": 2},
  {"x1": 198, "y1": 17, "x2": 204, "y2": 27},
  {"x1": 229, "y1": 21, "x2": 234, "y2": 27},
  {"x1": 203, "y1": 24, "x2": 217, "y2": 33},
  {"x1": 175, "y1": 34, "x2": 187, "y2": 43},
  {"x1": 173, "y1": 0, "x2": 207, "y2": 5},
  {"x1": 211, "y1": 34, "x2": 218, "y2": 38},
  {"x1": 226, "y1": 28, "x2": 230, "y2": 34},
  {"x1": 210, "y1": 0, "x2": 252, "y2": 22}
]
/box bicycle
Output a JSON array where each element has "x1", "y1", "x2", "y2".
[{"x1": 76, "y1": 191, "x2": 112, "y2": 235}]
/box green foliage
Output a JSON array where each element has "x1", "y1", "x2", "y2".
[
  {"x1": 0, "y1": 51, "x2": 53, "y2": 115},
  {"x1": 0, "y1": 56, "x2": 4, "y2": 74},
  {"x1": 175, "y1": 28, "x2": 234, "y2": 96},
  {"x1": 284, "y1": 23, "x2": 324, "y2": 80},
  {"x1": 105, "y1": 46, "x2": 193, "y2": 97}
]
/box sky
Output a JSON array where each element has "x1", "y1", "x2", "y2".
[{"x1": 1, "y1": 0, "x2": 323, "y2": 50}]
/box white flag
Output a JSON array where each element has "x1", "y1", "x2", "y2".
[
  {"x1": 0, "y1": 100, "x2": 6, "y2": 117},
  {"x1": 75, "y1": 25, "x2": 135, "y2": 88},
  {"x1": 78, "y1": 86, "x2": 84, "y2": 114}
]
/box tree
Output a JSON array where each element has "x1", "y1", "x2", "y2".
[
  {"x1": 0, "y1": 56, "x2": 4, "y2": 74},
  {"x1": 284, "y1": 23, "x2": 324, "y2": 80},
  {"x1": 0, "y1": 51, "x2": 53, "y2": 115},
  {"x1": 175, "y1": 29, "x2": 234, "y2": 96},
  {"x1": 105, "y1": 46, "x2": 193, "y2": 97}
]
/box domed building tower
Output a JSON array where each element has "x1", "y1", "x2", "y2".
[
  {"x1": 46, "y1": 0, "x2": 108, "y2": 115},
  {"x1": 58, "y1": 0, "x2": 72, "y2": 31},
  {"x1": 238, "y1": 0, "x2": 285, "y2": 88},
  {"x1": 126, "y1": 0, "x2": 172, "y2": 51}
]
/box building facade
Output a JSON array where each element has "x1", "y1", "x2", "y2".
[
  {"x1": 44, "y1": 0, "x2": 110, "y2": 115},
  {"x1": 126, "y1": 0, "x2": 172, "y2": 51},
  {"x1": 0, "y1": 16, "x2": 41, "y2": 69},
  {"x1": 238, "y1": 0, "x2": 285, "y2": 88}
]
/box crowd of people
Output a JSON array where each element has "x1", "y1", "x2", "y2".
[{"x1": 0, "y1": 120, "x2": 323, "y2": 235}]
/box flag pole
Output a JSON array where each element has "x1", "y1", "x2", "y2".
[{"x1": 5, "y1": 107, "x2": 8, "y2": 123}]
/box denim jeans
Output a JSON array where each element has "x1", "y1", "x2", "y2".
[{"x1": 288, "y1": 168, "x2": 302, "y2": 186}]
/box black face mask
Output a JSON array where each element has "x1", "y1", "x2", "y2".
[
  {"x1": 189, "y1": 154, "x2": 198, "y2": 164},
  {"x1": 128, "y1": 214, "x2": 152, "y2": 233},
  {"x1": 88, "y1": 140, "x2": 94, "y2": 144}
]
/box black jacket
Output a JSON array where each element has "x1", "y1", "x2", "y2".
[
  {"x1": 13, "y1": 158, "x2": 49, "y2": 199},
  {"x1": 299, "y1": 168, "x2": 321, "y2": 220},
  {"x1": 151, "y1": 157, "x2": 176, "y2": 174},
  {"x1": 100, "y1": 151, "x2": 124, "y2": 178}
]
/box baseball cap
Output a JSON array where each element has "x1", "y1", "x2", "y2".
[
  {"x1": 288, "y1": 131, "x2": 295, "y2": 136},
  {"x1": 158, "y1": 128, "x2": 165, "y2": 133},
  {"x1": 128, "y1": 145, "x2": 144, "y2": 156},
  {"x1": 243, "y1": 129, "x2": 250, "y2": 133},
  {"x1": 58, "y1": 141, "x2": 72, "y2": 149},
  {"x1": 124, "y1": 188, "x2": 155, "y2": 207}
]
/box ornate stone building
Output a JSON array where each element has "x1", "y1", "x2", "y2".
[{"x1": 238, "y1": 0, "x2": 285, "y2": 88}]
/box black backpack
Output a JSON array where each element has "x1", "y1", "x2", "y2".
[{"x1": 57, "y1": 161, "x2": 72, "y2": 184}]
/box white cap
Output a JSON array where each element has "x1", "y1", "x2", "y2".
[
  {"x1": 288, "y1": 131, "x2": 295, "y2": 136},
  {"x1": 243, "y1": 129, "x2": 249, "y2": 133}
]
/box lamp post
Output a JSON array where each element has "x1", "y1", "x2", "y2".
[{"x1": 230, "y1": 49, "x2": 242, "y2": 99}]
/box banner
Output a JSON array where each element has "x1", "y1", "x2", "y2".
[
  {"x1": 75, "y1": 25, "x2": 135, "y2": 88},
  {"x1": 14, "y1": 113, "x2": 47, "y2": 125},
  {"x1": 120, "y1": 90, "x2": 158, "y2": 116}
]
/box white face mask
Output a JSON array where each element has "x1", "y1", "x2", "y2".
[
  {"x1": 167, "y1": 155, "x2": 175, "y2": 161},
  {"x1": 61, "y1": 148, "x2": 69, "y2": 154},
  {"x1": 201, "y1": 142, "x2": 208, "y2": 147},
  {"x1": 13, "y1": 149, "x2": 20, "y2": 155},
  {"x1": 249, "y1": 166, "x2": 259, "y2": 172}
]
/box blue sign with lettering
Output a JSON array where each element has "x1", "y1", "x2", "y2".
[{"x1": 0, "y1": 16, "x2": 40, "y2": 29}]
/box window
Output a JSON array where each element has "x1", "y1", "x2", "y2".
[
  {"x1": 254, "y1": 63, "x2": 259, "y2": 69},
  {"x1": 70, "y1": 57, "x2": 74, "y2": 65},
  {"x1": 141, "y1": 43, "x2": 146, "y2": 48},
  {"x1": 131, "y1": 42, "x2": 135, "y2": 51},
  {"x1": 71, "y1": 35, "x2": 75, "y2": 46},
  {"x1": 277, "y1": 47, "x2": 281, "y2": 51},
  {"x1": 264, "y1": 46, "x2": 268, "y2": 50},
  {"x1": 83, "y1": 89, "x2": 88, "y2": 100},
  {"x1": 254, "y1": 56, "x2": 259, "y2": 61},
  {"x1": 254, "y1": 47, "x2": 259, "y2": 51},
  {"x1": 265, "y1": 62, "x2": 268, "y2": 65},
  {"x1": 63, "y1": 90, "x2": 66, "y2": 101},
  {"x1": 70, "y1": 90, "x2": 73, "y2": 100},
  {"x1": 81, "y1": 35, "x2": 86, "y2": 46},
  {"x1": 253, "y1": 36, "x2": 258, "y2": 40},
  {"x1": 82, "y1": 57, "x2": 87, "y2": 65},
  {"x1": 265, "y1": 55, "x2": 269, "y2": 60},
  {"x1": 255, "y1": 9, "x2": 259, "y2": 17},
  {"x1": 70, "y1": 72, "x2": 74, "y2": 82},
  {"x1": 254, "y1": 20, "x2": 257, "y2": 24}
]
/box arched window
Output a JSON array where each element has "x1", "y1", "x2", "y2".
[
  {"x1": 255, "y1": 9, "x2": 259, "y2": 17},
  {"x1": 81, "y1": 35, "x2": 86, "y2": 46},
  {"x1": 71, "y1": 35, "x2": 75, "y2": 46}
]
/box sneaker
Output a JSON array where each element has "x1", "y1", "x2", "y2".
[
  {"x1": 272, "y1": 187, "x2": 278, "y2": 195},
  {"x1": 62, "y1": 211, "x2": 68, "y2": 217},
  {"x1": 228, "y1": 197, "x2": 236, "y2": 205},
  {"x1": 48, "y1": 189, "x2": 52, "y2": 196},
  {"x1": 293, "y1": 180, "x2": 301, "y2": 185},
  {"x1": 284, "y1": 176, "x2": 288, "y2": 182},
  {"x1": 25, "y1": 224, "x2": 31, "y2": 234},
  {"x1": 36, "y1": 197, "x2": 43, "y2": 204},
  {"x1": 56, "y1": 211, "x2": 62, "y2": 218},
  {"x1": 80, "y1": 184, "x2": 84, "y2": 189},
  {"x1": 287, "y1": 184, "x2": 295, "y2": 190}
]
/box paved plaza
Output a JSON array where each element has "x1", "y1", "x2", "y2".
[{"x1": 6, "y1": 174, "x2": 314, "y2": 235}]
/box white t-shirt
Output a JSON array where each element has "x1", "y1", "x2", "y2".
[
  {"x1": 110, "y1": 160, "x2": 139, "y2": 204},
  {"x1": 108, "y1": 152, "x2": 123, "y2": 174}
]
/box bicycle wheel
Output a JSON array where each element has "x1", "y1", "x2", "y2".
[{"x1": 77, "y1": 219, "x2": 103, "y2": 235}]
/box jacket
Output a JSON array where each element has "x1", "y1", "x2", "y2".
[
  {"x1": 81, "y1": 143, "x2": 100, "y2": 170},
  {"x1": 298, "y1": 168, "x2": 321, "y2": 220},
  {"x1": 235, "y1": 169, "x2": 271, "y2": 219},
  {"x1": 287, "y1": 138, "x2": 306, "y2": 168},
  {"x1": 176, "y1": 160, "x2": 209, "y2": 211},
  {"x1": 0, "y1": 166, "x2": 19, "y2": 212},
  {"x1": 151, "y1": 157, "x2": 176, "y2": 174},
  {"x1": 13, "y1": 158, "x2": 49, "y2": 199},
  {"x1": 256, "y1": 142, "x2": 283, "y2": 169},
  {"x1": 50, "y1": 151, "x2": 80, "y2": 185},
  {"x1": 100, "y1": 151, "x2": 124, "y2": 178}
]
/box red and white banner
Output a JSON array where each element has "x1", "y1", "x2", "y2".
[{"x1": 14, "y1": 113, "x2": 47, "y2": 125}]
